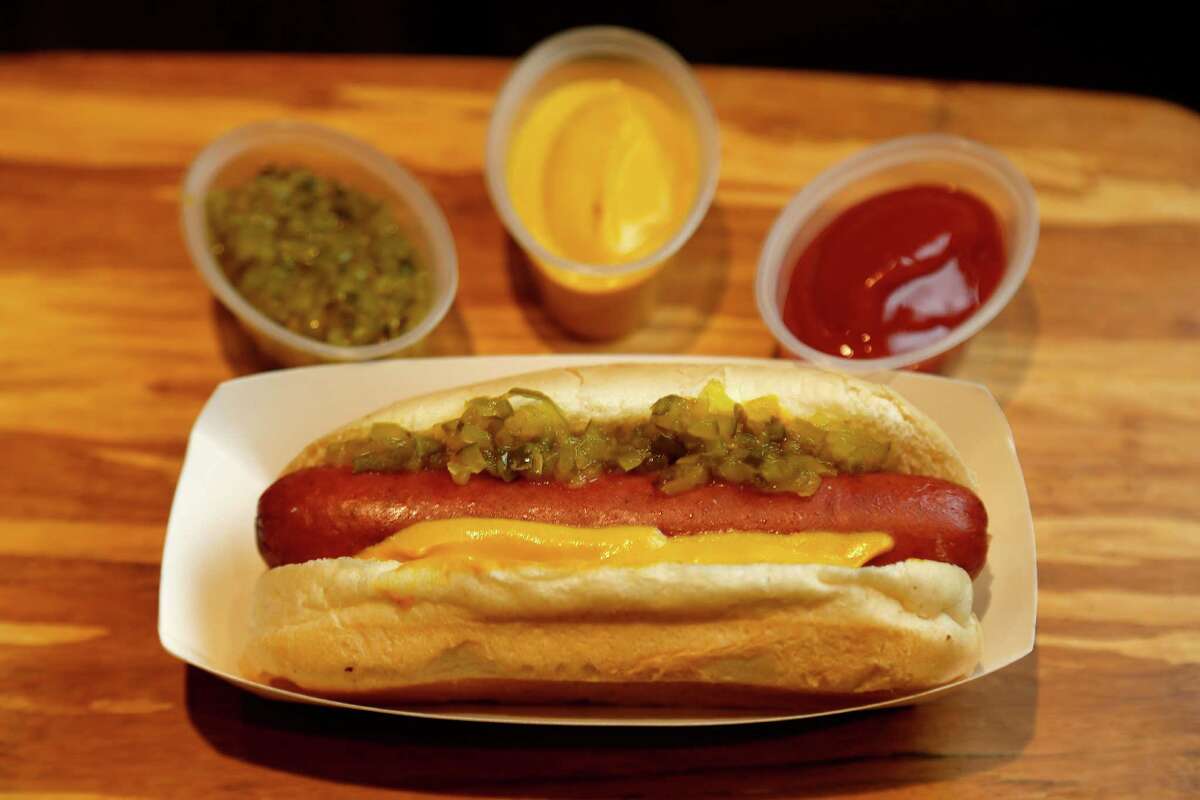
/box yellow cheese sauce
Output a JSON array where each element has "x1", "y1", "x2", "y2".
[
  {"x1": 506, "y1": 77, "x2": 699, "y2": 267},
  {"x1": 356, "y1": 518, "x2": 894, "y2": 572}
]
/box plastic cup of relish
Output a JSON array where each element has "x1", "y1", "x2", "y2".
[
  {"x1": 485, "y1": 27, "x2": 720, "y2": 340},
  {"x1": 181, "y1": 121, "x2": 458, "y2": 366},
  {"x1": 755, "y1": 134, "x2": 1038, "y2": 372}
]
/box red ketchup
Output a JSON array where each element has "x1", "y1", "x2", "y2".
[{"x1": 782, "y1": 184, "x2": 1005, "y2": 361}]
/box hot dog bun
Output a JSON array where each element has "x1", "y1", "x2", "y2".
[
  {"x1": 285, "y1": 363, "x2": 974, "y2": 488},
  {"x1": 244, "y1": 363, "x2": 985, "y2": 708},
  {"x1": 243, "y1": 558, "x2": 980, "y2": 707}
]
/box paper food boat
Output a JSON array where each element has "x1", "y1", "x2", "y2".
[{"x1": 159, "y1": 355, "x2": 1036, "y2": 726}]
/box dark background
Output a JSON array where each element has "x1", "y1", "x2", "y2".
[{"x1": 4, "y1": 1, "x2": 1194, "y2": 112}]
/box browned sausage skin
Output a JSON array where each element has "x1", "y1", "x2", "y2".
[{"x1": 257, "y1": 467, "x2": 988, "y2": 577}]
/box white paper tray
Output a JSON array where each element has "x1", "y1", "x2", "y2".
[{"x1": 159, "y1": 355, "x2": 1036, "y2": 726}]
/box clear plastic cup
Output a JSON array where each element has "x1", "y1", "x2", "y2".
[
  {"x1": 755, "y1": 134, "x2": 1038, "y2": 372},
  {"x1": 180, "y1": 121, "x2": 458, "y2": 366},
  {"x1": 485, "y1": 26, "x2": 720, "y2": 340}
]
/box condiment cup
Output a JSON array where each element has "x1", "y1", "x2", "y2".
[
  {"x1": 181, "y1": 121, "x2": 458, "y2": 366},
  {"x1": 485, "y1": 26, "x2": 720, "y2": 340},
  {"x1": 755, "y1": 134, "x2": 1038, "y2": 372}
]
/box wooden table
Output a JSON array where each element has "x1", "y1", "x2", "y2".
[{"x1": 2, "y1": 53, "x2": 1197, "y2": 798}]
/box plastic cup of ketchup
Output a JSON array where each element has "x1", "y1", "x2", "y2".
[{"x1": 755, "y1": 134, "x2": 1038, "y2": 372}]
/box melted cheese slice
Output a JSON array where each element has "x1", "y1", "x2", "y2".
[{"x1": 356, "y1": 518, "x2": 893, "y2": 571}]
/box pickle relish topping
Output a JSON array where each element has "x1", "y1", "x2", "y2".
[
  {"x1": 206, "y1": 165, "x2": 432, "y2": 347},
  {"x1": 324, "y1": 381, "x2": 891, "y2": 496}
]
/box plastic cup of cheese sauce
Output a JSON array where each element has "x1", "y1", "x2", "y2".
[{"x1": 486, "y1": 27, "x2": 720, "y2": 340}]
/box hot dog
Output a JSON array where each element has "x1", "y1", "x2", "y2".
[
  {"x1": 258, "y1": 469, "x2": 988, "y2": 576},
  {"x1": 242, "y1": 363, "x2": 988, "y2": 709}
]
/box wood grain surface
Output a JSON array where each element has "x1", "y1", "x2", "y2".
[{"x1": 1, "y1": 53, "x2": 1198, "y2": 798}]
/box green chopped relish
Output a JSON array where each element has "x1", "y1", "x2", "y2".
[
  {"x1": 325, "y1": 381, "x2": 891, "y2": 496},
  {"x1": 206, "y1": 165, "x2": 432, "y2": 347}
]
